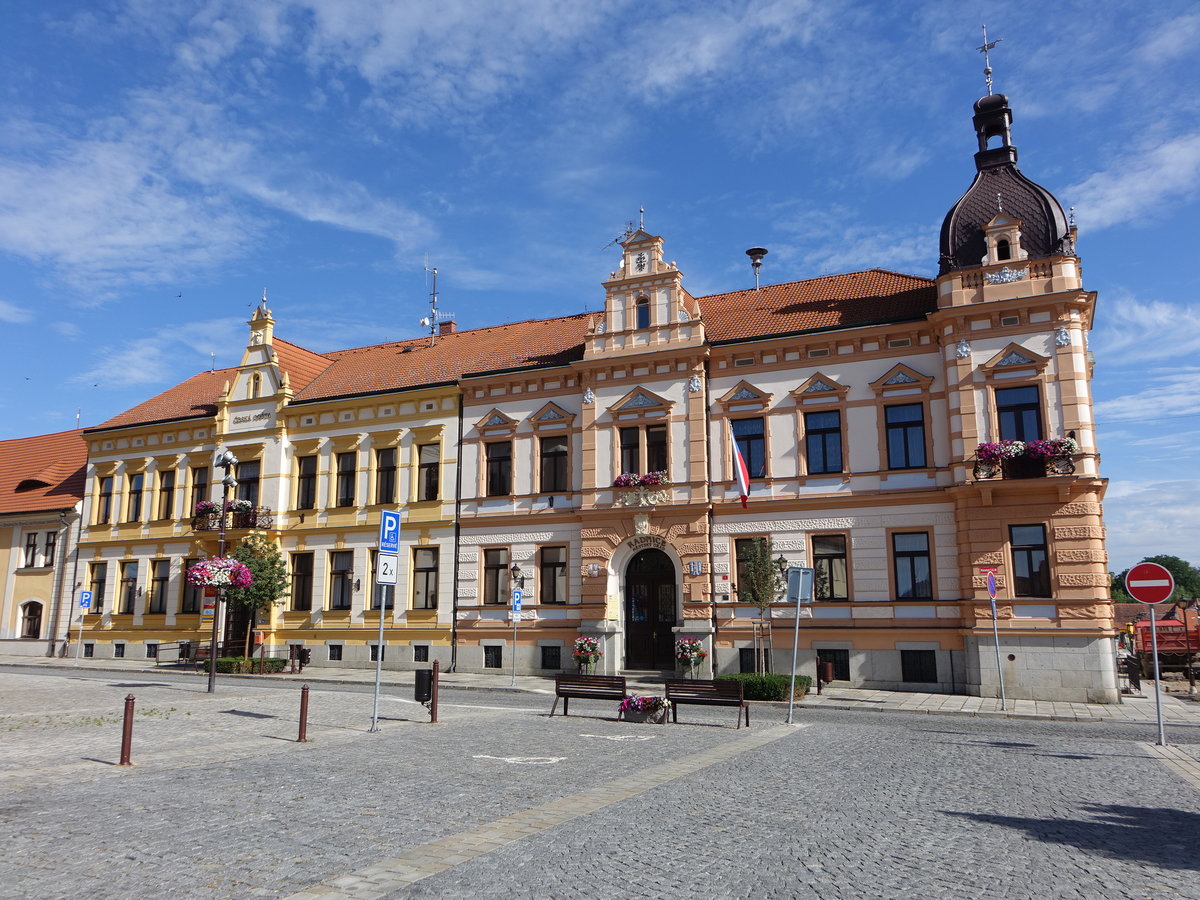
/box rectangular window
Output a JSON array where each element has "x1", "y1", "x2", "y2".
[
  {"x1": 83, "y1": 643, "x2": 94, "y2": 658},
  {"x1": 539, "y1": 436, "x2": 568, "y2": 492},
  {"x1": 181, "y1": 558, "x2": 202, "y2": 613},
  {"x1": 646, "y1": 425, "x2": 667, "y2": 474},
  {"x1": 483, "y1": 645, "x2": 503, "y2": 668},
  {"x1": 119, "y1": 561, "x2": 138, "y2": 614},
  {"x1": 336, "y1": 452, "x2": 356, "y2": 507},
  {"x1": 114, "y1": 643, "x2": 125, "y2": 659},
  {"x1": 1010, "y1": 524, "x2": 1051, "y2": 597},
  {"x1": 89, "y1": 562, "x2": 108, "y2": 614},
  {"x1": 541, "y1": 646, "x2": 562, "y2": 669},
  {"x1": 374, "y1": 448, "x2": 396, "y2": 504},
  {"x1": 412, "y1": 547, "x2": 439, "y2": 610},
  {"x1": 24, "y1": 534, "x2": 38, "y2": 568},
  {"x1": 190, "y1": 467, "x2": 209, "y2": 512},
  {"x1": 157, "y1": 470, "x2": 175, "y2": 519},
  {"x1": 805, "y1": 410, "x2": 842, "y2": 474},
  {"x1": 819, "y1": 648, "x2": 850, "y2": 681},
  {"x1": 539, "y1": 546, "x2": 567, "y2": 604},
  {"x1": 483, "y1": 548, "x2": 510, "y2": 604},
  {"x1": 126, "y1": 473, "x2": 144, "y2": 522},
  {"x1": 291, "y1": 552, "x2": 314, "y2": 611},
  {"x1": 236, "y1": 460, "x2": 260, "y2": 505},
  {"x1": 329, "y1": 550, "x2": 353, "y2": 609},
  {"x1": 98, "y1": 476, "x2": 114, "y2": 524},
  {"x1": 43, "y1": 531, "x2": 57, "y2": 566},
  {"x1": 901, "y1": 649, "x2": 938, "y2": 683},
  {"x1": 296, "y1": 456, "x2": 317, "y2": 510},
  {"x1": 417, "y1": 444, "x2": 439, "y2": 501},
  {"x1": 148, "y1": 559, "x2": 169, "y2": 614},
  {"x1": 732, "y1": 418, "x2": 766, "y2": 478},
  {"x1": 739, "y1": 647, "x2": 757, "y2": 674},
  {"x1": 370, "y1": 550, "x2": 395, "y2": 610},
  {"x1": 485, "y1": 442, "x2": 512, "y2": 496},
  {"x1": 892, "y1": 533, "x2": 932, "y2": 600},
  {"x1": 146, "y1": 643, "x2": 158, "y2": 659},
  {"x1": 996, "y1": 385, "x2": 1043, "y2": 442},
  {"x1": 328, "y1": 645, "x2": 343, "y2": 662},
  {"x1": 734, "y1": 537, "x2": 765, "y2": 598},
  {"x1": 812, "y1": 535, "x2": 848, "y2": 601},
  {"x1": 619, "y1": 427, "x2": 640, "y2": 474},
  {"x1": 370, "y1": 644, "x2": 385, "y2": 662},
  {"x1": 413, "y1": 645, "x2": 429, "y2": 662},
  {"x1": 885, "y1": 404, "x2": 926, "y2": 469}
]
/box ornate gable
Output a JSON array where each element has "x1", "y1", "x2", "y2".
[
  {"x1": 870, "y1": 364, "x2": 934, "y2": 395},
  {"x1": 530, "y1": 402, "x2": 575, "y2": 430},
  {"x1": 608, "y1": 387, "x2": 672, "y2": 420},
  {"x1": 474, "y1": 408, "x2": 518, "y2": 435},
  {"x1": 792, "y1": 373, "x2": 848, "y2": 402},
  {"x1": 982, "y1": 342, "x2": 1049, "y2": 376},
  {"x1": 717, "y1": 380, "x2": 772, "y2": 411}
]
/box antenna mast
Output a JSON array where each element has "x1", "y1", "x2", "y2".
[
  {"x1": 421, "y1": 265, "x2": 455, "y2": 345},
  {"x1": 977, "y1": 25, "x2": 1003, "y2": 96}
]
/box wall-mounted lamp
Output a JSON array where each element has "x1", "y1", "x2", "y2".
[
  {"x1": 775, "y1": 555, "x2": 788, "y2": 577},
  {"x1": 510, "y1": 564, "x2": 525, "y2": 589},
  {"x1": 354, "y1": 578, "x2": 361, "y2": 592}
]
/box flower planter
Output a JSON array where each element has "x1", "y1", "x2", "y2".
[{"x1": 623, "y1": 708, "x2": 666, "y2": 724}]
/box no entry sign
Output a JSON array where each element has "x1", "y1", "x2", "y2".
[{"x1": 1124, "y1": 562, "x2": 1175, "y2": 605}]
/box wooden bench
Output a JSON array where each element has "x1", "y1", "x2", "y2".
[
  {"x1": 665, "y1": 679, "x2": 749, "y2": 728},
  {"x1": 549, "y1": 674, "x2": 627, "y2": 718}
]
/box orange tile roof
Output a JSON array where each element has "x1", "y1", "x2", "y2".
[
  {"x1": 0, "y1": 429, "x2": 87, "y2": 515},
  {"x1": 701, "y1": 269, "x2": 936, "y2": 343},
  {"x1": 91, "y1": 269, "x2": 935, "y2": 429}
]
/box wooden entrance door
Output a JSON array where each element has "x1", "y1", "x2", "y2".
[{"x1": 624, "y1": 549, "x2": 676, "y2": 669}]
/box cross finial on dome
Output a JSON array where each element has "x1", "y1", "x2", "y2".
[{"x1": 977, "y1": 25, "x2": 1003, "y2": 96}]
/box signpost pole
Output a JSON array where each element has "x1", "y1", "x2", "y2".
[
  {"x1": 785, "y1": 567, "x2": 813, "y2": 725},
  {"x1": 982, "y1": 569, "x2": 1006, "y2": 711},
  {"x1": 73, "y1": 591, "x2": 89, "y2": 665},
  {"x1": 371, "y1": 511, "x2": 401, "y2": 734},
  {"x1": 510, "y1": 588, "x2": 523, "y2": 688},
  {"x1": 1125, "y1": 561, "x2": 1175, "y2": 747},
  {"x1": 370, "y1": 585, "x2": 386, "y2": 733}
]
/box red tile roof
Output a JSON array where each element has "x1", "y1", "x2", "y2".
[
  {"x1": 91, "y1": 269, "x2": 935, "y2": 429},
  {"x1": 0, "y1": 429, "x2": 87, "y2": 515},
  {"x1": 701, "y1": 269, "x2": 936, "y2": 343}
]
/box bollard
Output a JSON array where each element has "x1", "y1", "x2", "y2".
[
  {"x1": 119, "y1": 693, "x2": 135, "y2": 766},
  {"x1": 297, "y1": 684, "x2": 310, "y2": 742},
  {"x1": 430, "y1": 659, "x2": 439, "y2": 724}
]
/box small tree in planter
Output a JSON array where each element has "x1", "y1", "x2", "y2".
[
  {"x1": 224, "y1": 533, "x2": 289, "y2": 657},
  {"x1": 737, "y1": 537, "x2": 785, "y2": 673}
]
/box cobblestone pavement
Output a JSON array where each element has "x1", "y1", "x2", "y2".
[{"x1": 2, "y1": 667, "x2": 1199, "y2": 900}]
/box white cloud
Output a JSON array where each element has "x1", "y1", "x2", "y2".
[
  {"x1": 74, "y1": 317, "x2": 246, "y2": 387},
  {"x1": 1091, "y1": 291, "x2": 1200, "y2": 363},
  {"x1": 1094, "y1": 368, "x2": 1200, "y2": 423},
  {"x1": 1134, "y1": 12, "x2": 1200, "y2": 64},
  {"x1": 0, "y1": 300, "x2": 32, "y2": 323},
  {"x1": 1103, "y1": 477, "x2": 1200, "y2": 570},
  {"x1": 1066, "y1": 133, "x2": 1200, "y2": 231},
  {"x1": 51, "y1": 321, "x2": 84, "y2": 339}
]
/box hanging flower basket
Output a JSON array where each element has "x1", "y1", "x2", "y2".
[
  {"x1": 572, "y1": 636, "x2": 603, "y2": 673},
  {"x1": 186, "y1": 557, "x2": 253, "y2": 589},
  {"x1": 675, "y1": 638, "x2": 708, "y2": 675},
  {"x1": 194, "y1": 500, "x2": 220, "y2": 517},
  {"x1": 613, "y1": 472, "x2": 670, "y2": 488}
]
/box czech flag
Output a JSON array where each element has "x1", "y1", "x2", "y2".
[{"x1": 730, "y1": 421, "x2": 750, "y2": 508}]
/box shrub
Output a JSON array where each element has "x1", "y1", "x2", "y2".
[
  {"x1": 716, "y1": 672, "x2": 811, "y2": 701},
  {"x1": 199, "y1": 657, "x2": 287, "y2": 674}
]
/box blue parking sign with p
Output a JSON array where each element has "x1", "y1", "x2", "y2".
[
  {"x1": 79, "y1": 590, "x2": 93, "y2": 609},
  {"x1": 379, "y1": 510, "x2": 401, "y2": 554}
]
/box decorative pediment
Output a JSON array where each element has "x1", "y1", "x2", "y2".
[
  {"x1": 474, "y1": 408, "x2": 518, "y2": 434},
  {"x1": 530, "y1": 402, "x2": 575, "y2": 430},
  {"x1": 870, "y1": 364, "x2": 934, "y2": 395},
  {"x1": 792, "y1": 373, "x2": 848, "y2": 402},
  {"x1": 717, "y1": 380, "x2": 772, "y2": 411},
  {"x1": 608, "y1": 387, "x2": 672, "y2": 419},
  {"x1": 982, "y1": 343, "x2": 1049, "y2": 375}
]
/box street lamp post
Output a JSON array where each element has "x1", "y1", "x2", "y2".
[{"x1": 207, "y1": 449, "x2": 238, "y2": 694}]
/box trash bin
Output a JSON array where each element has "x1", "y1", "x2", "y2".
[
  {"x1": 415, "y1": 669, "x2": 433, "y2": 703},
  {"x1": 819, "y1": 661, "x2": 835, "y2": 685}
]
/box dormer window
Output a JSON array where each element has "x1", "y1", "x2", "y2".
[
  {"x1": 996, "y1": 239, "x2": 1011, "y2": 261},
  {"x1": 635, "y1": 297, "x2": 650, "y2": 329}
]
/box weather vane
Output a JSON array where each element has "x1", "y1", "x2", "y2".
[{"x1": 977, "y1": 25, "x2": 1003, "y2": 96}]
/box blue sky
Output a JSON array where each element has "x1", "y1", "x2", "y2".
[{"x1": 1, "y1": 1, "x2": 1197, "y2": 573}]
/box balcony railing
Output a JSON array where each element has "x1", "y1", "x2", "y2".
[
  {"x1": 972, "y1": 455, "x2": 1076, "y2": 480},
  {"x1": 191, "y1": 507, "x2": 274, "y2": 531}
]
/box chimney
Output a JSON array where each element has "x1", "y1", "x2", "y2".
[{"x1": 439, "y1": 320, "x2": 456, "y2": 335}]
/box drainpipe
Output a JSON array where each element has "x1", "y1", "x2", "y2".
[
  {"x1": 48, "y1": 508, "x2": 82, "y2": 657},
  {"x1": 449, "y1": 393, "x2": 464, "y2": 672},
  {"x1": 703, "y1": 358, "x2": 718, "y2": 677}
]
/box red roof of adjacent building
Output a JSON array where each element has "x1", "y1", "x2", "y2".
[
  {"x1": 0, "y1": 429, "x2": 87, "y2": 515},
  {"x1": 90, "y1": 268, "x2": 937, "y2": 430}
]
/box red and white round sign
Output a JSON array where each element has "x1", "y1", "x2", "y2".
[{"x1": 1124, "y1": 562, "x2": 1175, "y2": 605}]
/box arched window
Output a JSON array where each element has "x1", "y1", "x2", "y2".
[
  {"x1": 20, "y1": 601, "x2": 42, "y2": 639},
  {"x1": 249, "y1": 373, "x2": 262, "y2": 399},
  {"x1": 996, "y1": 239, "x2": 1011, "y2": 261},
  {"x1": 635, "y1": 297, "x2": 650, "y2": 330}
]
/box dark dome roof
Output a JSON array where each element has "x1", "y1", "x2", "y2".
[{"x1": 938, "y1": 95, "x2": 1072, "y2": 274}]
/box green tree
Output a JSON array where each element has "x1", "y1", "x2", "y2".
[
  {"x1": 736, "y1": 537, "x2": 785, "y2": 673},
  {"x1": 225, "y1": 533, "x2": 289, "y2": 656},
  {"x1": 1113, "y1": 555, "x2": 1200, "y2": 605}
]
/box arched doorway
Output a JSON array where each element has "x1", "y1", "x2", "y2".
[
  {"x1": 624, "y1": 549, "x2": 676, "y2": 669},
  {"x1": 20, "y1": 602, "x2": 43, "y2": 639}
]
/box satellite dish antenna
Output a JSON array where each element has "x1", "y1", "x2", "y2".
[{"x1": 746, "y1": 247, "x2": 768, "y2": 291}]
